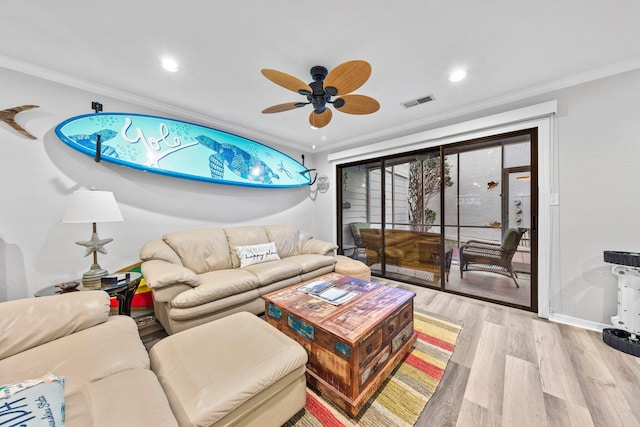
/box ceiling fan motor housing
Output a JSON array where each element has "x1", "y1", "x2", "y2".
[
  {"x1": 310, "y1": 65, "x2": 328, "y2": 81},
  {"x1": 308, "y1": 80, "x2": 330, "y2": 113}
]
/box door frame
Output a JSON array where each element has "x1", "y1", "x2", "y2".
[
  {"x1": 330, "y1": 101, "x2": 556, "y2": 318},
  {"x1": 440, "y1": 128, "x2": 538, "y2": 312}
]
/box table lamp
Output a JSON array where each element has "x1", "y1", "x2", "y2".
[{"x1": 63, "y1": 189, "x2": 124, "y2": 289}]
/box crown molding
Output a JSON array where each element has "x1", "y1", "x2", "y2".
[
  {"x1": 0, "y1": 54, "x2": 301, "y2": 151},
  {"x1": 3, "y1": 54, "x2": 640, "y2": 155},
  {"x1": 320, "y1": 56, "x2": 640, "y2": 152}
]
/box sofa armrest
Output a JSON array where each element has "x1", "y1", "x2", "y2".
[
  {"x1": 140, "y1": 238, "x2": 183, "y2": 265},
  {"x1": 300, "y1": 238, "x2": 339, "y2": 256},
  {"x1": 0, "y1": 291, "x2": 110, "y2": 360},
  {"x1": 141, "y1": 260, "x2": 200, "y2": 303},
  {"x1": 141, "y1": 260, "x2": 199, "y2": 289}
]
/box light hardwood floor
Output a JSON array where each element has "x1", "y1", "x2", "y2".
[
  {"x1": 397, "y1": 282, "x2": 640, "y2": 427},
  {"x1": 138, "y1": 280, "x2": 640, "y2": 426}
]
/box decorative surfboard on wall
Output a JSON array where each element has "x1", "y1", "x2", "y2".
[{"x1": 55, "y1": 113, "x2": 312, "y2": 188}]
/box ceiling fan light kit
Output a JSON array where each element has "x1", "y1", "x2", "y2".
[{"x1": 261, "y1": 60, "x2": 380, "y2": 128}]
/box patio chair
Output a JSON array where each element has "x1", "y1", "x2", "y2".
[
  {"x1": 459, "y1": 228, "x2": 526, "y2": 287},
  {"x1": 348, "y1": 222, "x2": 370, "y2": 262}
]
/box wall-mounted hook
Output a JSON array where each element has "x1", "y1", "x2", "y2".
[
  {"x1": 300, "y1": 154, "x2": 317, "y2": 185},
  {"x1": 95, "y1": 134, "x2": 101, "y2": 162},
  {"x1": 299, "y1": 168, "x2": 317, "y2": 185}
]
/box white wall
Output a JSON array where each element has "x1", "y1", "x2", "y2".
[
  {"x1": 552, "y1": 70, "x2": 640, "y2": 324},
  {"x1": 313, "y1": 68, "x2": 640, "y2": 329},
  {"x1": 4, "y1": 64, "x2": 640, "y2": 329},
  {"x1": 0, "y1": 67, "x2": 318, "y2": 301}
]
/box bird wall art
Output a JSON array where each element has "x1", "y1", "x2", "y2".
[{"x1": 0, "y1": 104, "x2": 39, "y2": 139}]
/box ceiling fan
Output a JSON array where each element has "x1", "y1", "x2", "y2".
[{"x1": 261, "y1": 60, "x2": 380, "y2": 128}]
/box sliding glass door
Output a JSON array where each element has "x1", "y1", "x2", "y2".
[
  {"x1": 338, "y1": 151, "x2": 446, "y2": 287},
  {"x1": 442, "y1": 131, "x2": 536, "y2": 310},
  {"x1": 339, "y1": 161, "x2": 381, "y2": 273},
  {"x1": 337, "y1": 129, "x2": 537, "y2": 311}
]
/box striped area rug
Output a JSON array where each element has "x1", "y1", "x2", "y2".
[{"x1": 283, "y1": 310, "x2": 463, "y2": 427}]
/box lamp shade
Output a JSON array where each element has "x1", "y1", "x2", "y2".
[{"x1": 62, "y1": 190, "x2": 124, "y2": 223}]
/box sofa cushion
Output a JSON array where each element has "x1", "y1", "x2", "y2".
[
  {"x1": 236, "y1": 242, "x2": 281, "y2": 267},
  {"x1": 266, "y1": 224, "x2": 300, "y2": 258},
  {"x1": 225, "y1": 226, "x2": 270, "y2": 268},
  {"x1": 501, "y1": 228, "x2": 522, "y2": 251},
  {"x1": 0, "y1": 316, "x2": 149, "y2": 396},
  {"x1": 171, "y1": 269, "x2": 260, "y2": 308},
  {"x1": 285, "y1": 254, "x2": 337, "y2": 273},
  {"x1": 163, "y1": 228, "x2": 232, "y2": 274},
  {"x1": 167, "y1": 290, "x2": 262, "y2": 323},
  {"x1": 242, "y1": 260, "x2": 303, "y2": 287},
  {"x1": 0, "y1": 292, "x2": 110, "y2": 360},
  {"x1": 65, "y1": 368, "x2": 178, "y2": 427}
]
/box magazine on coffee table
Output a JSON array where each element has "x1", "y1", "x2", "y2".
[
  {"x1": 297, "y1": 279, "x2": 333, "y2": 294},
  {"x1": 314, "y1": 286, "x2": 358, "y2": 305},
  {"x1": 297, "y1": 280, "x2": 358, "y2": 305}
]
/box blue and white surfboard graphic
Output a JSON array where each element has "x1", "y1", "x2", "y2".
[{"x1": 55, "y1": 113, "x2": 312, "y2": 188}]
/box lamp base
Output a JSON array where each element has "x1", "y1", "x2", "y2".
[{"x1": 82, "y1": 264, "x2": 108, "y2": 290}]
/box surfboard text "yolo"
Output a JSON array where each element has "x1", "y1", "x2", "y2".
[{"x1": 120, "y1": 117, "x2": 181, "y2": 151}]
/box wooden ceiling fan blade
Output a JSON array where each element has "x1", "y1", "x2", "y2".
[
  {"x1": 261, "y1": 69, "x2": 312, "y2": 94},
  {"x1": 262, "y1": 102, "x2": 305, "y2": 114},
  {"x1": 335, "y1": 94, "x2": 380, "y2": 115},
  {"x1": 323, "y1": 60, "x2": 371, "y2": 96},
  {"x1": 309, "y1": 109, "x2": 332, "y2": 128}
]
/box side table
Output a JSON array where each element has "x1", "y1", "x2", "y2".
[{"x1": 35, "y1": 272, "x2": 142, "y2": 316}]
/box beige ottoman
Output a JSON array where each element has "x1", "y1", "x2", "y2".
[
  {"x1": 149, "y1": 312, "x2": 308, "y2": 427},
  {"x1": 334, "y1": 255, "x2": 371, "y2": 281}
]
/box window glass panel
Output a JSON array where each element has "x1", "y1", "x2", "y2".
[
  {"x1": 393, "y1": 164, "x2": 410, "y2": 229},
  {"x1": 368, "y1": 168, "x2": 382, "y2": 226},
  {"x1": 444, "y1": 154, "x2": 459, "y2": 226},
  {"x1": 378, "y1": 154, "x2": 443, "y2": 285},
  {"x1": 342, "y1": 165, "x2": 369, "y2": 231},
  {"x1": 458, "y1": 147, "x2": 502, "y2": 241},
  {"x1": 385, "y1": 167, "x2": 394, "y2": 226},
  {"x1": 504, "y1": 141, "x2": 530, "y2": 168}
]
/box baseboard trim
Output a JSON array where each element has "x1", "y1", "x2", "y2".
[{"x1": 549, "y1": 313, "x2": 610, "y2": 333}]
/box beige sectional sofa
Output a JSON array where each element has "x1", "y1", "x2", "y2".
[
  {"x1": 0, "y1": 291, "x2": 308, "y2": 427},
  {"x1": 0, "y1": 292, "x2": 173, "y2": 426},
  {"x1": 140, "y1": 224, "x2": 338, "y2": 334}
]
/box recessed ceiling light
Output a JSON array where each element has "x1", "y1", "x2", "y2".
[
  {"x1": 448, "y1": 69, "x2": 467, "y2": 82},
  {"x1": 161, "y1": 57, "x2": 180, "y2": 72}
]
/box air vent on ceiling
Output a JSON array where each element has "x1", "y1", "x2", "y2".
[{"x1": 401, "y1": 94, "x2": 435, "y2": 109}]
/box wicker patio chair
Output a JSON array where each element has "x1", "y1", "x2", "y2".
[
  {"x1": 348, "y1": 222, "x2": 370, "y2": 262},
  {"x1": 459, "y1": 228, "x2": 526, "y2": 287}
]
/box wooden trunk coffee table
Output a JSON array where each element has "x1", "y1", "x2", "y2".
[{"x1": 262, "y1": 272, "x2": 416, "y2": 417}]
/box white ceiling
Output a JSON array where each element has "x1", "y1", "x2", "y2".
[{"x1": 2, "y1": 1, "x2": 640, "y2": 153}]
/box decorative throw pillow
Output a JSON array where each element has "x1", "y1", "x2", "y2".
[
  {"x1": 0, "y1": 373, "x2": 65, "y2": 426},
  {"x1": 236, "y1": 242, "x2": 281, "y2": 268}
]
